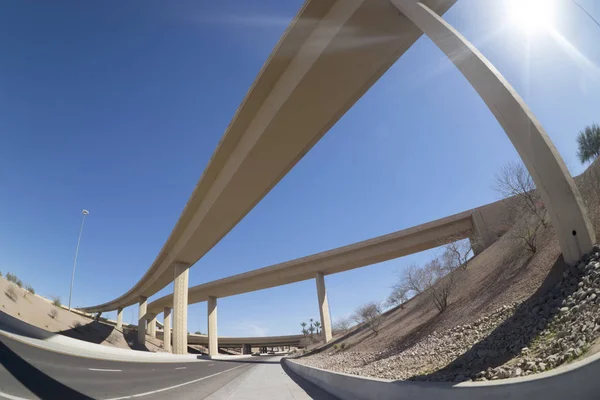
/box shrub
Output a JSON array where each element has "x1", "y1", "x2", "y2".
[
  {"x1": 52, "y1": 296, "x2": 61, "y2": 307},
  {"x1": 25, "y1": 284, "x2": 34, "y2": 295},
  {"x1": 333, "y1": 344, "x2": 340, "y2": 350},
  {"x1": 353, "y1": 301, "x2": 383, "y2": 335},
  {"x1": 0, "y1": 271, "x2": 2, "y2": 277},
  {"x1": 49, "y1": 308, "x2": 58, "y2": 319},
  {"x1": 340, "y1": 343, "x2": 346, "y2": 350},
  {"x1": 6, "y1": 273, "x2": 17, "y2": 284},
  {"x1": 16, "y1": 279, "x2": 22, "y2": 288}
]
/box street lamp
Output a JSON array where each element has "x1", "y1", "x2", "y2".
[{"x1": 68, "y1": 209, "x2": 89, "y2": 311}]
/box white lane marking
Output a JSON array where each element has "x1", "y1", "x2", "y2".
[
  {"x1": 175, "y1": 367, "x2": 186, "y2": 370},
  {"x1": 104, "y1": 364, "x2": 246, "y2": 400},
  {"x1": 0, "y1": 390, "x2": 32, "y2": 400},
  {"x1": 89, "y1": 368, "x2": 122, "y2": 372}
]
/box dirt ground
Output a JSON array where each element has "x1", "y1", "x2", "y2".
[{"x1": 0, "y1": 277, "x2": 164, "y2": 352}]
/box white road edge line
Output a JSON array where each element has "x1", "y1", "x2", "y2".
[
  {"x1": 175, "y1": 367, "x2": 186, "y2": 370},
  {"x1": 89, "y1": 368, "x2": 122, "y2": 372},
  {"x1": 0, "y1": 390, "x2": 31, "y2": 400},
  {"x1": 104, "y1": 364, "x2": 247, "y2": 400}
]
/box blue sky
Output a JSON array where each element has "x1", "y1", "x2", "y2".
[{"x1": 1, "y1": 0, "x2": 599, "y2": 337}]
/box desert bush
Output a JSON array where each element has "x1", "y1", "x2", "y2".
[
  {"x1": 25, "y1": 284, "x2": 34, "y2": 295},
  {"x1": 494, "y1": 161, "x2": 547, "y2": 226},
  {"x1": 15, "y1": 279, "x2": 22, "y2": 288},
  {"x1": 441, "y1": 236, "x2": 474, "y2": 271},
  {"x1": 332, "y1": 317, "x2": 351, "y2": 335},
  {"x1": 386, "y1": 283, "x2": 409, "y2": 309},
  {"x1": 340, "y1": 343, "x2": 346, "y2": 350},
  {"x1": 399, "y1": 258, "x2": 457, "y2": 313},
  {"x1": 494, "y1": 161, "x2": 550, "y2": 255},
  {"x1": 333, "y1": 343, "x2": 340, "y2": 350},
  {"x1": 353, "y1": 301, "x2": 383, "y2": 335},
  {"x1": 5, "y1": 273, "x2": 17, "y2": 284},
  {"x1": 49, "y1": 308, "x2": 58, "y2": 319},
  {"x1": 0, "y1": 271, "x2": 3, "y2": 277},
  {"x1": 5, "y1": 287, "x2": 17, "y2": 301},
  {"x1": 52, "y1": 296, "x2": 61, "y2": 307}
]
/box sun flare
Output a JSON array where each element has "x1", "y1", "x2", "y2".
[{"x1": 508, "y1": 0, "x2": 556, "y2": 33}]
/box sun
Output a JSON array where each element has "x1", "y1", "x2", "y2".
[{"x1": 507, "y1": 0, "x2": 556, "y2": 33}]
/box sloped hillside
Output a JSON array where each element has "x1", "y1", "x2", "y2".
[
  {"x1": 0, "y1": 277, "x2": 163, "y2": 352},
  {"x1": 295, "y1": 160, "x2": 600, "y2": 382}
]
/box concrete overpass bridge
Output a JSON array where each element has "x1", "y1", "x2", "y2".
[
  {"x1": 141, "y1": 200, "x2": 508, "y2": 354},
  {"x1": 80, "y1": 0, "x2": 595, "y2": 358},
  {"x1": 156, "y1": 332, "x2": 303, "y2": 351}
]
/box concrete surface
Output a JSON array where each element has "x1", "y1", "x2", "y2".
[
  {"x1": 137, "y1": 296, "x2": 147, "y2": 345},
  {"x1": 316, "y1": 272, "x2": 332, "y2": 343},
  {"x1": 205, "y1": 356, "x2": 337, "y2": 400},
  {"x1": 0, "y1": 333, "x2": 256, "y2": 400},
  {"x1": 163, "y1": 307, "x2": 171, "y2": 353},
  {"x1": 208, "y1": 296, "x2": 217, "y2": 357},
  {"x1": 284, "y1": 354, "x2": 600, "y2": 400},
  {"x1": 173, "y1": 263, "x2": 190, "y2": 355},
  {"x1": 0, "y1": 312, "x2": 199, "y2": 363}
]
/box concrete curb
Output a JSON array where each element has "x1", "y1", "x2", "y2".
[
  {"x1": 283, "y1": 352, "x2": 600, "y2": 400},
  {"x1": 0, "y1": 312, "x2": 203, "y2": 363}
]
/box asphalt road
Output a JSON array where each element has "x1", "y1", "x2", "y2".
[{"x1": 0, "y1": 334, "x2": 293, "y2": 400}]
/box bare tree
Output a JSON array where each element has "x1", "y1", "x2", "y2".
[
  {"x1": 332, "y1": 318, "x2": 351, "y2": 336},
  {"x1": 441, "y1": 236, "x2": 474, "y2": 271},
  {"x1": 400, "y1": 258, "x2": 457, "y2": 313},
  {"x1": 494, "y1": 161, "x2": 547, "y2": 226},
  {"x1": 353, "y1": 302, "x2": 383, "y2": 335},
  {"x1": 402, "y1": 263, "x2": 432, "y2": 294},
  {"x1": 386, "y1": 283, "x2": 409, "y2": 309},
  {"x1": 512, "y1": 215, "x2": 544, "y2": 254}
]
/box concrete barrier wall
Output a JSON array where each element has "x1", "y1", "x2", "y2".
[{"x1": 283, "y1": 354, "x2": 600, "y2": 400}]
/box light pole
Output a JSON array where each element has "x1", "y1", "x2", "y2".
[{"x1": 68, "y1": 209, "x2": 89, "y2": 311}]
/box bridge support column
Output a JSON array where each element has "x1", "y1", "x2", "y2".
[
  {"x1": 148, "y1": 315, "x2": 157, "y2": 338},
  {"x1": 173, "y1": 263, "x2": 190, "y2": 355},
  {"x1": 390, "y1": 0, "x2": 595, "y2": 265},
  {"x1": 137, "y1": 296, "x2": 147, "y2": 345},
  {"x1": 315, "y1": 272, "x2": 332, "y2": 343},
  {"x1": 116, "y1": 307, "x2": 123, "y2": 330},
  {"x1": 208, "y1": 296, "x2": 218, "y2": 357},
  {"x1": 163, "y1": 307, "x2": 172, "y2": 353}
]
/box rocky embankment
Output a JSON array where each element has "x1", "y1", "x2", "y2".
[{"x1": 295, "y1": 245, "x2": 600, "y2": 382}]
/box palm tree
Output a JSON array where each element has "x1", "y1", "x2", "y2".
[
  {"x1": 302, "y1": 328, "x2": 308, "y2": 336},
  {"x1": 577, "y1": 123, "x2": 600, "y2": 164},
  {"x1": 313, "y1": 321, "x2": 321, "y2": 335},
  {"x1": 309, "y1": 325, "x2": 315, "y2": 337},
  {"x1": 300, "y1": 322, "x2": 307, "y2": 336}
]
